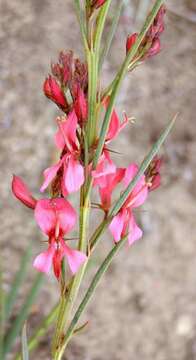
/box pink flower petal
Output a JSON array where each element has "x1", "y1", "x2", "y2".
[
  {"x1": 109, "y1": 210, "x2": 126, "y2": 243},
  {"x1": 62, "y1": 242, "x2": 87, "y2": 274},
  {"x1": 34, "y1": 199, "x2": 56, "y2": 235},
  {"x1": 131, "y1": 185, "x2": 148, "y2": 208},
  {"x1": 103, "y1": 97, "x2": 128, "y2": 143},
  {"x1": 123, "y1": 163, "x2": 138, "y2": 187},
  {"x1": 40, "y1": 159, "x2": 63, "y2": 193},
  {"x1": 35, "y1": 198, "x2": 76, "y2": 236},
  {"x1": 52, "y1": 244, "x2": 65, "y2": 280},
  {"x1": 64, "y1": 155, "x2": 84, "y2": 193},
  {"x1": 54, "y1": 110, "x2": 78, "y2": 151},
  {"x1": 99, "y1": 168, "x2": 125, "y2": 210},
  {"x1": 53, "y1": 198, "x2": 77, "y2": 234},
  {"x1": 106, "y1": 108, "x2": 120, "y2": 142},
  {"x1": 127, "y1": 214, "x2": 143, "y2": 245},
  {"x1": 33, "y1": 243, "x2": 55, "y2": 274},
  {"x1": 123, "y1": 163, "x2": 148, "y2": 208},
  {"x1": 74, "y1": 87, "x2": 88, "y2": 123},
  {"x1": 12, "y1": 175, "x2": 37, "y2": 209},
  {"x1": 92, "y1": 151, "x2": 116, "y2": 186}
]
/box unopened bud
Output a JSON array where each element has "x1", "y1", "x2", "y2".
[
  {"x1": 126, "y1": 33, "x2": 138, "y2": 54},
  {"x1": 43, "y1": 76, "x2": 68, "y2": 111}
]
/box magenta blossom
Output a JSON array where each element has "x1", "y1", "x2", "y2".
[
  {"x1": 95, "y1": 168, "x2": 125, "y2": 212},
  {"x1": 103, "y1": 97, "x2": 128, "y2": 144},
  {"x1": 109, "y1": 164, "x2": 148, "y2": 245},
  {"x1": 40, "y1": 110, "x2": 84, "y2": 195},
  {"x1": 92, "y1": 99, "x2": 128, "y2": 181},
  {"x1": 12, "y1": 176, "x2": 87, "y2": 279}
]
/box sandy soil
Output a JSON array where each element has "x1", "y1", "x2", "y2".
[{"x1": 1, "y1": 0, "x2": 196, "y2": 359}]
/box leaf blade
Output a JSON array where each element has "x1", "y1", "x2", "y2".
[{"x1": 21, "y1": 323, "x2": 29, "y2": 360}]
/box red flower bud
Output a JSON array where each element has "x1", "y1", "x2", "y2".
[
  {"x1": 92, "y1": 0, "x2": 107, "y2": 9},
  {"x1": 12, "y1": 175, "x2": 37, "y2": 209},
  {"x1": 73, "y1": 87, "x2": 88, "y2": 124},
  {"x1": 43, "y1": 76, "x2": 68, "y2": 111},
  {"x1": 126, "y1": 33, "x2": 138, "y2": 54}
]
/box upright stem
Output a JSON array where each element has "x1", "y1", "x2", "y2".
[
  {"x1": 55, "y1": 237, "x2": 127, "y2": 359},
  {"x1": 51, "y1": 188, "x2": 90, "y2": 358},
  {"x1": 86, "y1": 51, "x2": 98, "y2": 148}
]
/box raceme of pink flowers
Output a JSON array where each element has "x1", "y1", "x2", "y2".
[{"x1": 12, "y1": 12, "x2": 165, "y2": 280}]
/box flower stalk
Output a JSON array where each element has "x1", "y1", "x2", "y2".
[{"x1": 9, "y1": 1, "x2": 172, "y2": 360}]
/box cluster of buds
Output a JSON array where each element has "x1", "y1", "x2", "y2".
[
  {"x1": 126, "y1": 5, "x2": 166, "y2": 59},
  {"x1": 43, "y1": 51, "x2": 88, "y2": 123},
  {"x1": 12, "y1": 5, "x2": 165, "y2": 280}
]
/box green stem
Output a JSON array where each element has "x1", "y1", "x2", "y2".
[
  {"x1": 99, "y1": 1, "x2": 124, "y2": 71},
  {"x1": 93, "y1": 0, "x2": 164, "y2": 169},
  {"x1": 93, "y1": 0, "x2": 113, "y2": 54},
  {"x1": 55, "y1": 237, "x2": 127, "y2": 359},
  {"x1": 74, "y1": 0, "x2": 89, "y2": 51},
  {"x1": 51, "y1": 190, "x2": 90, "y2": 358},
  {"x1": 15, "y1": 305, "x2": 59, "y2": 360},
  {"x1": 86, "y1": 51, "x2": 98, "y2": 148}
]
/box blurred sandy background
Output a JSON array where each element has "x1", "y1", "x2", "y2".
[{"x1": 1, "y1": 0, "x2": 196, "y2": 359}]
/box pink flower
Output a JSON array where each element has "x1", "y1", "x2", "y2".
[
  {"x1": 43, "y1": 75, "x2": 68, "y2": 111},
  {"x1": 40, "y1": 110, "x2": 84, "y2": 195},
  {"x1": 12, "y1": 176, "x2": 87, "y2": 279},
  {"x1": 95, "y1": 168, "x2": 125, "y2": 212},
  {"x1": 109, "y1": 164, "x2": 148, "y2": 245},
  {"x1": 92, "y1": 150, "x2": 116, "y2": 185},
  {"x1": 92, "y1": 98, "x2": 128, "y2": 182},
  {"x1": 33, "y1": 198, "x2": 87, "y2": 279},
  {"x1": 104, "y1": 97, "x2": 129, "y2": 144}
]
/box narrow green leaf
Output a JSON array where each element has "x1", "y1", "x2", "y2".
[
  {"x1": 93, "y1": 0, "x2": 164, "y2": 168},
  {"x1": 0, "y1": 263, "x2": 5, "y2": 360},
  {"x1": 74, "y1": 0, "x2": 89, "y2": 51},
  {"x1": 99, "y1": 1, "x2": 124, "y2": 71},
  {"x1": 5, "y1": 245, "x2": 32, "y2": 320},
  {"x1": 94, "y1": 0, "x2": 113, "y2": 53},
  {"x1": 3, "y1": 273, "x2": 44, "y2": 356},
  {"x1": 21, "y1": 323, "x2": 29, "y2": 360},
  {"x1": 15, "y1": 304, "x2": 59, "y2": 360}
]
